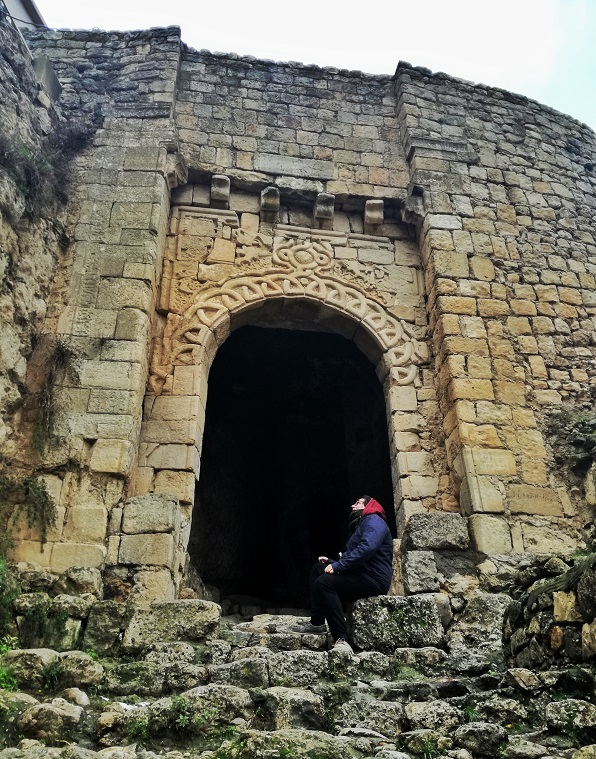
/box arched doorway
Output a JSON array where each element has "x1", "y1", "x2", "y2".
[{"x1": 189, "y1": 325, "x2": 395, "y2": 608}]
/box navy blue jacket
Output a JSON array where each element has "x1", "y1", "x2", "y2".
[{"x1": 330, "y1": 513, "x2": 393, "y2": 592}]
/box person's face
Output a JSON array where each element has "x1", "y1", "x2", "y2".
[{"x1": 351, "y1": 497, "x2": 367, "y2": 511}]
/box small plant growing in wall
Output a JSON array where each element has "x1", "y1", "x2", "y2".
[{"x1": 27, "y1": 334, "x2": 81, "y2": 456}]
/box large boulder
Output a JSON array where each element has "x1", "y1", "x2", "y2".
[
  {"x1": 16, "y1": 698, "x2": 83, "y2": 744},
  {"x1": 1, "y1": 649, "x2": 59, "y2": 689},
  {"x1": 122, "y1": 599, "x2": 221, "y2": 651},
  {"x1": 349, "y1": 595, "x2": 445, "y2": 653}
]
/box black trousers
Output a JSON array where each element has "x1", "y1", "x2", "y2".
[{"x1": 308, "y1": 562, "x2": 382, "y2": 641}]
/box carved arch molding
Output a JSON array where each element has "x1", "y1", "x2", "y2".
[{"x1": 149, "y1": 234, "x2": 427, "y2": 394}]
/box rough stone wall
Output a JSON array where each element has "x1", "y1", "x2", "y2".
[
  {"x1": 394, "y1": 63, "x2": 596, "y2": 557},
  {"x1": 10, "y1": 26, "x2": 187, "y2": 580},
  {"x1": 176, "y1": 49, "x2": 409, "y2": 199},
  {"x1": 1, "y1": 24, "x2": 595, "y2": 599},
  {"x1": 0, "y1": 15, "x2": 64, "y2": 465}
]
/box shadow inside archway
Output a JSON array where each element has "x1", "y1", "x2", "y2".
[{"x1": 190, "y1": 325, "x2": 395, "y2": 608}]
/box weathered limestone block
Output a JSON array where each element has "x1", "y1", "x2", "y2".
[
  {"x1": 2, "y1": 649, "x2": 59, "y2": 688},
  {"x1": 83, "y1": 600, "x2": 132, "y2": 655},
  {"x1": 268, "y1": 650, "x2": 328, "y2": 687},
  {"x1": 122, "y1": 599, "x2": 221, "y2": 651},
  {"x1": 402, "y1": 550, "x2": 439, "y2": 594},
  {"x1": 260, "y1": 686, "x2": 325, "y2": 730},
  {"x1": 508, "y1": 485, "x2": 563, "y2": 516},
  {"x1": 335, "y1": 699, "x2": 404, "y2": 739},
  {"x1": 51, "y1": 543, "x2": 107, "y2": 574},
  {"x1": 181, "y1": 683, "x2": 254, "y2": 722},
  {"x1": 106, "y1": 661, "x2": 165, "y2": 696},
  {"x1": 404, "y1": 512, "x2": 470, "y2": 550},
  {"x1": 153, "y1": 469, "x2": 195, "y2": 503},
  {"x1": 53, "y1": 567, "x2": 103, "y2": 598},
  {"x1": 453, "y1": 722, "x2": 508, "y2": 756},
  {"x1": 89, "y1": 439, "x2": 135, "y2": 475},
  {"x1": 63, "y1": 506, "x2": 108, "y2": 543},
  {"x1": 59, "y1": 650, "x2": 105, "y2": 687},
  {"x1": 16, "y1": 699, "x2": 84, "y2": 743},
  {"x1": 447, "y1": 592, "x2": 511, "y2": 674},
  {"x1": 469, "y1": 514, "x2": 512, "y2": 554},
  {"x1": 210, "y1": 657, "x2": 269, "y2": 689},
  {"x1": 122, "y1": 493, "x2": 179, "y2": 534},
  {"x1": 405, "y1": 699, "x2": 464, "y2": 731},
  {"x1": 118, "y1": 533, "x2": 175, "y2": 566},
  {"x1": 349, "y1": 596, "x2": 445, "y2": 653}
]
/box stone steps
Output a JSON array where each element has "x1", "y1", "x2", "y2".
[{"x1": 2, "y1": 598, "x2": 596, "y2": 758}]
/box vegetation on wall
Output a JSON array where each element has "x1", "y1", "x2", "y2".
[
  {"x1": 0, "y1": 474, "x2": 57, "y2": 553},
  {"x1": 28, "y1": 334, "x2": 81, "y2": 456},
  {"x1": 0, "y1": 120, "x2": 95, "y2": 221},
  {"x1": 545, "y1": 407, "x2": 596, "y2": 478}
]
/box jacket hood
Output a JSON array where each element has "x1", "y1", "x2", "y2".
[{"x1": 362, "y1": 497, "x2": 387, "y2": 520}]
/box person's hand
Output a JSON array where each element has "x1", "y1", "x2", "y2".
[
  {"x1": 324, "y1": 564, "x2": 334, "y2": 574},
  {"x1": 318, "y1": 556, "x2": 329, "y2": 563}
]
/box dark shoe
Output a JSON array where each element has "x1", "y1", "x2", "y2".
[
  {"x1": 292, "y1": 621, "x2": 327, "y2": 634},
  {"x1": 332, "y1": 638, "x2": 354, "y2": 654}
]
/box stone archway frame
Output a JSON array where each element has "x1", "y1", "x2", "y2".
[{"x1": 134, "y1": 235, "x2": 433, "y2": 591}]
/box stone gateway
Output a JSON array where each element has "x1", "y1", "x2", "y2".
[{"x1": 0, "y1": 17, "x2": 595, "y2": 606}]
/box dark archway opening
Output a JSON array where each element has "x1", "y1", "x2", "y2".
[{"x1": 190, "y1": 324, "x2": 395, "y2": 608}]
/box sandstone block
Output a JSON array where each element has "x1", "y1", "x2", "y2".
[
  {"x1": 460, "y1": 474, "x2": 504, "y2": 514},
  {"x1": 469, "y1": 515, "x2": 512, "y2": 554},
  {"x1": 433, "y1": 251, "x2": 469, "y2": 278},
  {"x1": 478, "y1": 299, "x2": 510, "y2": 317},
  {"x1": 472, "y1": 448, "x2": 517, "y2": 476},
  {"x1": 389, "y1": 385, "x2": 418, "y2": 411},
  {"x1": 140, "y1": 442, "x2": 199, "y2": 470},
  {"x1": 404, "y1": 512, "x2": 470, "y2": 550},
  {"x1": 437, "y1": 296, "x2": 477, "y2": 315},
  {"x1": 508, "y1": 485, "x2": 563, "y2": 516},
  {"x1": 494, "y1": 381, "x2": 526, "y2": 405},
  {"x1": 208, "y1": 238, "x2": 236, "y2": 263},
  {"x1": 115, "y1": 308, "x2": 150, "y2": 340},
  {"x1": 89, "y1": 439, "x2": 135, "y2": 475},
  {"x1": 119, "y1": 533, "x2": 175, "y2": 566},
  {"x1": 63, "y1": 506, "x2": 108, "y2": 543},
  {"x1": 553, "y1": 591, "x2": 583, "y2": 623},
  {"x1": 397, "y1": 451, "x2": 434, "y2": 475},
  {"x1": 154, "y1": 470, "x2": 195, "y2": 503},
  {"x1": 470, "y1": 256, "x2": 495, "y2": 281},
  {"x1": 132, "y1": 569, "x2": 176, "y2": 602},
  {"x1": 400, "y1": 475, "x2": 439, "y2": 499},
  {"x1": 50, "y1": 543, "x2": 107, "y2": 574},
  {"x1": 449, "y1": 379, "x2": 494, "y2": 401},
  {"x1": 122, "y1": 494, "x2": 179, "y2": 534},
  {"x1": 349, "y1": 595, "x2": 445, "y2": 652},
  {"x1": 122, "y1": 599, "x2": 221, "y2": 651},
  {"x1": 11, "y1": 540, "x2": 52, "y2": 568}
]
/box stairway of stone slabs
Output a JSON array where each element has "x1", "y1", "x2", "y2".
[{"x1": 2, "y1": 593, "x2": 596, "y2": 759}]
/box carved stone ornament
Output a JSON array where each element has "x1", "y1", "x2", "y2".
[{"x1": 150, "y1": 236, "x2": 424, "y2": 394}]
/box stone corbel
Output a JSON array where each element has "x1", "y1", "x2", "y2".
[{"x1": 165, "y1": 152, "x2": 188, "y2": 189}]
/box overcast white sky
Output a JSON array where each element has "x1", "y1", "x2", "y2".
[{"x1": 34, "y1": 0, "x2": 596, "y2": 132}]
